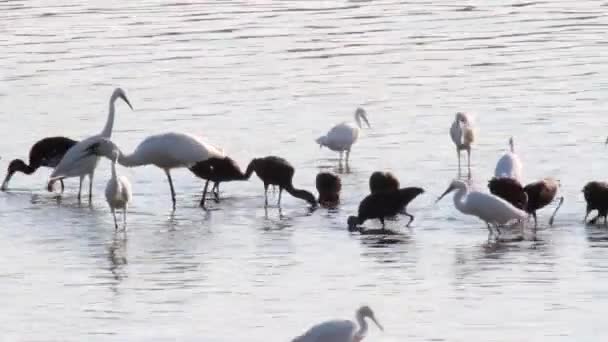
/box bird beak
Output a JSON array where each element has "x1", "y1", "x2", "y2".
[
  {"x1": 605, "y1": 136, "x2": 608, "y2": 146},
  {"x1": 120, "y1": 94, "x2": 133, "y2": 110},
  {"x1": 371, "y1": 315, "x2": 384, "y2": 331},
  {"x1": 436, "y1": 185, "x2": 454, "y2": 203},
  {"x1": 362, "y1": 113, "x2": 371, "y2": 128},
  {"x1": 1, "y1": 171, "x2": 14, "y2": 191}
]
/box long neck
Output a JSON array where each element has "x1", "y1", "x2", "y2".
[
  {"x1": 356, "y1": 313, "x2": 368, "y2": 338},
  {"x1": 243, "y1": 161, "x2": 256, "y2": 180},
  {"x1": 111, "y1": 159, "x2": 118, "y2": 178},
  {"x1": 509, "y1": 139, "x2": 515, "y2": 153},
  {"x1": 453, "y1": 187, "x2": 469, "y2": 213},
  {"x1": 101, "y1": 95, "x2": 118, "y2": 137},
  {"x1": 113, "y1": 149, "x2": 144, "y2": 168},
  {"x1": 355, "y1": 112, "x2": 362, "y2": 128},
  {"x1": 16, "y1": 160, "x2": 37, "y2": 175}
]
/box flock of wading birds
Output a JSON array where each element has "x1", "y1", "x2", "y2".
[{"x1": 2, "y1": 88, "x2": 608, "y2": 239}]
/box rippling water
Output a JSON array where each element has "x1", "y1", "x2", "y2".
[{"x1": 2, "y1": 1, "x2": 608, "y2": 341}]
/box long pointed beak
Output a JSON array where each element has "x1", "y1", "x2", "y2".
[
  {"x1": 120, "y1": 94, "x2": 133, "y2": 110},
  {"x1": 362, "y1": 114, "x2": 371, "y2": 128},
  {"x1": 605, "y1": 136, "x2": 608, "y2": 146},
  {"x1": 436, "y1": 186, "x2": 454, "y2": 203},
  {"x1": 371, "y1": 315, "x2": 384, "y2": 331},
  {"x1": 1, "y1": 172, "x2": 14, "y2": 191}
]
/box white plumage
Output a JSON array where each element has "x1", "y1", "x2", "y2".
[
  {"x1": 316, "y1": 107, "x2": 370, "y2": 164},
  {"x1": 105, "y1": 150, "x2": 132, "y2": 230},
  {"x1": 494, "y1": 137, "x2": 523, "y2": 182},
  {"x1": 49, "y1": 88, "x2": 132, "y2": 201},
  {"x1": 449, "y1": 112, "x2": 475, "y2": 176},
  {"x1": 292, "y1": 306, "x2": 383, "y2": 342}
]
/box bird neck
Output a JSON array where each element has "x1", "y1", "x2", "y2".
[
  {"x1": 110, "y1": 159, "x2": 118, "y2": 178},
  {"x1": 15, "y1": 160, "x2": 36, "y2": 175},
  {"x1": 243, "y1": 160, "x2": 256, "y2": 180},
  {"x1": 101, "y1": 94, "x2": 118, "y2": 138},
  {"x1": 453, "y1": 187, "x2": 469, "y2": 213},
  {"x1": 285, "y1": 186, "x2": 316, "y2": 206},
  {"x1": 355, "y1": 112, "x2": 362, "y2": 128},
  {"x1": 356, "y1": 312, "x2": 368, "y2": 339},
  {"x1": 111, "y1": 149, "x2": 142, "y2": 168}
]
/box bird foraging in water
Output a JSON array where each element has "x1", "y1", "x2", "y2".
[
  {"x1": 2, "y1": 136, "x2": 78, "y2": 192},
  {"x1": 292, "y1": 305, "x2": 383, "y2": 342},
  {"x1": 488, "y1": 177, "x2": 528, "y2": 210},
  {"x1": 315, "y1": 172, "x2": 341, "y2": 208},
  {"x1": 437, "y1": 180, "x2": 527, "y2": 239},
  {"x1": 583, "y1": 181, "x2": 608, "y2": 225},
  {"x1": 449, "y1": 112, "x2": 474, "y2": 177},
  {"x1": 188, "y1": 156, "x2": 249, "y2": 208},
  {"x1": 316, "y1": 107, "x2": 370, "y2": 165},
  {"x1": 105, "y1": 150, "x2": 132, "y2": 230},
  {"x1": 246, "y1": 156, "x2": 317, "y2": 208},
  {"x1": 494, "y1": 137, "x2": 523, "y2": 182},
  {"x1": 347, "y1": 187, "x2": 424, "y2": 231},
  {"x1": 369, "y1": 171, "x2": 399, "y2": 194}
]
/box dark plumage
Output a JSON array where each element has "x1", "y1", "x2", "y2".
[
  {"x1": 583, "y1": 181, "x2": 608, "y2": 225},
  {"x1": 347, "y1": 187, "x2": 424, "y2": 231},
  {"x1": 2, "y1": 136, "x2": 78, "y2": 192},
  {"x1": 245, "y1": 156, "x2": 317, "y2": 208},
  {"x1": 369, "y1": 171, "x2": 399, "y2": 194},
  {"x1": 315, "y1": 172, "x2": 341, "y2": 208},
  {"x1": 188, "y1": 156, "x2": 249, "y2": 208},
  {"x1": 488, "y1": 177, "x2": 528, "y2": 210}
]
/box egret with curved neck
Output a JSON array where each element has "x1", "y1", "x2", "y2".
[
  {"x1": 316, "y1": 107, "x2": 371, "y2": 165},
  {"x1": 292, "y1": 305, "x2": 383, "y2": 342}
]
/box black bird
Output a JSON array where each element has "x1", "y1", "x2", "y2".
[
  {"x1": 315, "y1": 172, "x2": 341, "y2": 208},
  {"x1": 2, "y1": 136, "x2": 78, "y2": 192},
  {"x1": 245, "y1": 156, "x2": 317, "y2": 208},
  {"x1": 488, "y1": 177, "x2": 527, "y2": 210},
  {"x1": 347, "y1": 187, "x2": 424, "y2": 231},
  {"x1": 369, "y1": 171, "x2": 399, "y2": 194},
  {"x1": 189, "y1": 156, "x2": 249, "y2": 208},
  {"x1": 583, "y1": 181, "x2": 608, "y2": 225}
]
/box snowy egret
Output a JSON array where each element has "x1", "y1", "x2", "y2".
[
  {"x1": 583, "y1": 181, "x2": 608, "y2": 225},
  {"x1": 105, "y1": 150, "x2": 132, "y2": 230},
  {"x1": 437, "y1": 180, "x2": 527, "y2": 238},
  {"x1": 82, "y1": 132, "x2": 224, "y2": 209},
  {"x1": 2, "y1": 136, "x2": 77, "y2": 191},
  {"x1": 449, "y1": 112, "x2": 474, "y2": 176},
  {"x1": 245, "y1": 156, "x2": 316, "y2": 208},
  {"x1": 315, "y1": 172, "x2": 341, "y2": 208},
  {"x1": 369, "y1": 171, "x2": 399, "y2": 194},
  {"x1": 292, "y1": 306, "x2": 383, "y2": 342},
  {"x1": 348, "y1": 187, "x2": 424, "y2": 231},
  {"x1": 49, "y1": 88, "x2": 132, "y2": 201},
  {"x1": 316, "y1": 107, "x2": 370, "y2": 164},
  {"x1": 494, "y1": 137, "x2": 523, "y2": 182},
  {"x1": 188, "y1": 156, "x2": 249, "y2": 208}
]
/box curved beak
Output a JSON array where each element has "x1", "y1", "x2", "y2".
[
  {"x1": 436, "y1": 185, "x2": 455, "y2": 203},
  {"x1": 362, "y1": 113, "x2": 371, "y2": 128},
  {"x1": 1, "y1": 171, "x2": 14, "y2": 191},
  {"x1": 371, "y1": 315, "x2": 383, "y2": 331},
  {"x1": 120, "y1": 94, "x2": 133, "y2": 110},
  {"x1": 605, "y1": 136, "x2": 608, "y2": 146}
]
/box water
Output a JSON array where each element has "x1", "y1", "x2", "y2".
[{"x1": 1, "y1": 0, "x2": 608, "y2": 340}]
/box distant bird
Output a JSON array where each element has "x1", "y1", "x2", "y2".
[
  {"x1": 292, "y1": 305, "x2": 383, "y2": 342},
  {"x1": 105, "y1": 150, "x2": 132, "y2": 230},
  {"x1": 49, "y1": 88, "x2": 132, "y2": 201},
  {"x1": 369, "y1": 171, "x2": 399, "y2": 194},
  {"x1": 2, "y1": 136, "x2": 77, "y2": 191},
  {"x1": 316, "y1": 107, "x2": 371, "y2": 164},
  {"x1": 188, "y1": 156, "x2": 248, "y2": 208},
  {"x1": 449, "y1": 112, "x2": 474, "y2": 176},
  {"x1": 245, "y1": 156, "x2": 317, "y2": 208},
  {"x1": 437, "y1": 180, "x2": 527, "y2": 238},
  {"x1": 81, "y1": 132, "x2": 224, "y2": 209},
  {"x1": 347, "y1": 187, "x2": 424, "y2": 231},
  {"x1": 315, "y1": 172, "x2": 341, "y2": 208},
  {"x1": 583, "y1": 181, "x2": 608, "y2": 225},
  {"x1": 494, "y1": 137, "x2": 523, "y2": 182}
]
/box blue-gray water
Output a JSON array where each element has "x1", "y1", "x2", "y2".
[{"x1": 1, "y1": 1, "x2": 608, "y2": 341}]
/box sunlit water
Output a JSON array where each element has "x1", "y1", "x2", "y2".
[{"x1": 1, "y1": 0, "x2": 608, "y2": 341}]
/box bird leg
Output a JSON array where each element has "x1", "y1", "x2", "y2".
[
  {"x1": 345, "y1": 149, "x2": 351, "y2": 165},
  {"x1": 200, "y1": 179, "x2": 210, "y2": 209},
  {"x1": 486, "y1": 222, "x2": 494, "y2": 239},
  {"x1": 456, "y1": 149, "x2": 461, "y2": 176},
  {"x1": 380, "y1": 217, "x2": 386, "y2": 232},
  {"x1": 88, "y1": 172, "x2": 94, "y2": 202},
  {"x1": 77, "y1": 176, "x2": 84, "y2": 201},
  {"x1": 264, "y1": 183, "x2": 269, "y2": 207},
  {"x1": 466, "y1": 148, "x2": 471, "y2": 177},
  {"x1": 278, "y1": 187, "x2": 283, "y2": 208},
  {"x1": 112, "y1": 208, "x2": 118, "y2": 230},
  {"x1": 404, "y1": 212, "x2": 414, "y2": 227},
  {"x1": 123, "y1": 206, "x2": 127, "y2": 229},
  {"x1": 165, "y1": 169, "x2": 177, "y2": 210},
  {"x1": 532, "y1": 212, "x2": 538, "y2": 229},
  {"x1": 59, "y1": 179, "x2": 65, "y2": 193},
  {"x1": 584, "y1": 209, "x2": 591, "y2": 223},
  {"x1": 213, "y1": 182, "x2": 220, "y2": 202}
]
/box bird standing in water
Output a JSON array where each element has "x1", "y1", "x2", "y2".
[
  {"x1": 292, "y1": 306, "x2": 383, "y2": 342},
  {"x1": 449, "y1": 112, "x2": 474, "y2": 177},
  {"x1": 189, "y1": 156, "x2": 249, "y2": 208},
  {"x1": 104, "y1": 150, "x2": 132, "y2": 230},
  {"x1": 316, "y1": 107, "x2": 371, "y2": 165},
  {"x1": 368, "y1": 171, "x2": 399, "y2": 194},
  {"x1": 315, "y1": 172, "x2": 341, "y2": 208}
]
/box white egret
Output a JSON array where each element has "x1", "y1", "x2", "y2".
[
  {"x1": 437, "y1": 180, "x2": 527, "y2": 238},
  {"x1": 449, "y1": 112, "x2": 475, "y2": 176},
  {"x1": 105, "y1": 150, "x2": 132, "y2": 230},
  {"x1": 292, "y1": 306, "x2": 383, "y2": 342},
  {"x1": 49, "y1": 88, "x2": 133, "y2": 201},
  {"x1": 316, "y1": 107, "x2": 370, "y2": 164},
  {"x1": 494, "y1": 137, "x2": 523, "y2": 182},
  {"x1": 81, "y1": 132, "x2": 224, "y2": 210}
]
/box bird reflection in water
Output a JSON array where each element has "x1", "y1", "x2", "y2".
[{"x1": 107, "y1": 231, "x2": 128, "y2": 293}]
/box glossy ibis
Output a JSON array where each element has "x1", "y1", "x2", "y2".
[{"x1": 347, "y1": 187, "x2": 424, "y2": 231}]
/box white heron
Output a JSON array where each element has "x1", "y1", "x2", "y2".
[
  {"x1": 292, "y1": 306, "x2": 383, "y2": 342},
  {"x1": 316, "y1": 107, "x2": 371, "y2": 164},
  {"x1": 494, "y1": 137, "x2": 523, "y2": 182},
  {"x1": 105, "y1": 150, "x2": 132, "y2": 230},
  {"x1": 437, "y1": 180, "x2": 527, "y2": 239},
  {"x1": 80, "y1": 132, "x2": 224, "y2": 210},
  {"x1": 449, "y1": 112, "x2": 475, "y2": 176},
  {"x1": 49, "y1": 88, "x2": 132, "y2": 201}
]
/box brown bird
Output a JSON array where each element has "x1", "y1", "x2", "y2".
[
  {"x1": 369, "y1": 171, "x2": 399, "y2": 194},
  {"x1": 189, "y1": 156, "x2": 249, "y2": 208},
  {"x1": 583, "y1": 181, "x2": 608, "y2": 225},
  {"x1": 315, "y1": 172, "x2": 341, "y2": 208}
]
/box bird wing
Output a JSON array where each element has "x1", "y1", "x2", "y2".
[
  {"x1": 494, "y1": 152, "x2": 522, "y2": 182},
  {"x1": 449, "y1": 121, "x2": 463, "y2": 147},
  {"x1": 49, "y1": 135, "x2": 102, "y2": 180},
  {"x1": 463, "y1": 125, "x2": 474, "y2": 145},
  {"x1": 132, "y1": 133, "x2": 225, "y2": 168},
  {"x1": 465, "y1": 191, "x2": 527, "y2": 224},
  {"x1": 324, "y1": 123, "x2": 360, "y2": 150},
  {"x1": 119, "y1": 176, "x2": 133, "y2": 203},
  {"x1": 293, "y1": 320, "x2": 356, "y2": 342}
]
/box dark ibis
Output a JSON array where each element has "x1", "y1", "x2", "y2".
[
  {"x1": 315, "y1": 172, "x2": 341, "y2": 208},
  {"x1": 369, "y1": 171, "x2": 399, "y2": 194},
  {"x1": 583, "y1": 181, "x2": 608, "y2": 225},
  {"x1": 189, "y1": 156, "x2": 249, "y2": 208},
  {"x1": 347, "y1": 187, "x2": 424, "y2": 231}
]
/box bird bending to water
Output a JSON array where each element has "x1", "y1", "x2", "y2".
[
  {"x1": 292, "y1": 306, "x2": 383, "y2": 342},
  {"x1": 369, "y1": 171, "x2": 399, "y2": 194},
  {"x1": 315, "y1": 172, "x2": 341, "y2": 208},
  {"x1": 188, "y1": 156, "x2": 249, "y2": 208},
  {"x1": 105, "y1": 150, "x2": 132, "y2": 230},
  {"x1": 245, "y1": 156, "x2": 316, "y2": 208},
  {"x1": 449, "y1": 112, "x2": 474, "y2": 177},
  {"x1": 494, "y1": 137, "x2": 523, "y2": 182},
  {"x1": 583, "y1": 181, "x2": 608, "y2": 225},
  {"x1": 437, "y1": 180, "x2": 527, "y2": 239},
  {"x1": 82, "y1": 132, "x2": 224, "y2": 209},
  {"x1": 49, "y1": 88, "x2": 132, "y2": 201},
  {"x1": 316, "y1": 107, "x2": 370, "y2": 164},
  {"x1": 348, "y1": 187, "x2": 424, "y2": 231},
  {"x1": 2, "y1": 136, "x2": 78, "y2": 191}
]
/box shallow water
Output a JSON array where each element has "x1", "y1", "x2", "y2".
[{"x1": 1, "y1": 0, "x2": 608, "y2": 341}]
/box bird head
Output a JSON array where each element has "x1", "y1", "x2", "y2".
[
  {"x1": 111, "y1": 88, "x2": 133, "y2": 110},
  {"x1": 357, "y1": 305, "x2": 384, "y2": 331},
  {"x1": 355, "y1": 107, "x2": 371, "y2": 128},
  {"x1": 1, "y1": 159, "x2": 27, "y2": 190},
  {"x1": 436, "y1": 180, "x2": 465, "y2": 203},
  {"x1": 347, "y1": 216, "x2": 360, "y2": 230},
  {"x1": 80, "y1": 139, "x2": 119, "y2": 162},
  {"x1": 455, "y1": 112, "x2": 468, "y2": 124},
  {"x1": 315, "y1": 136, "x2": 326, "y2": 149}
]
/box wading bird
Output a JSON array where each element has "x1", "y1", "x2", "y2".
[
  {"x1": 292, "y1": 306, "x2": 383, "y2": 342},
  {"x1": 583, "y1": 181, "x2": 608, "y2": 225},
  {"x1": 369, "y1": 171, "x2": 399, "y2": 194},
  {"x1": 315, "y1": 172, "x2": 341, "y2": 208},
  {"x1": 105, "y1": 150, "x2": 132, "y2": 230},
  {"x1": 245, "y1": 156, "x2": 316, "y2": 208},
  {"x1": 2, "y1": 136, "x2": 77, "y2": 191},
  {"x1": 188, "y1": 156, "x2": 248, "y2": 208},
  {"x1": 49, "y1": 88, "x2": 132, "y2": 201},
  {"x1": 316, "y1": 107, "x2": 370, "y2": 164},
  {"x1": 81, "y1": 132, "x2": 224, "y2": 209},
  {"x1": 449, "y1": 112, "x2": 474, "y2": 177},
  {"x1": 347, "y1": 187, "x2": 424, "y2": 231},
  {"x1": 437, "y1": 180, "x2": 527, "y2": 239},
  {"x1": 495, "y1": 137, "x2": 522, "y2": 182}
]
